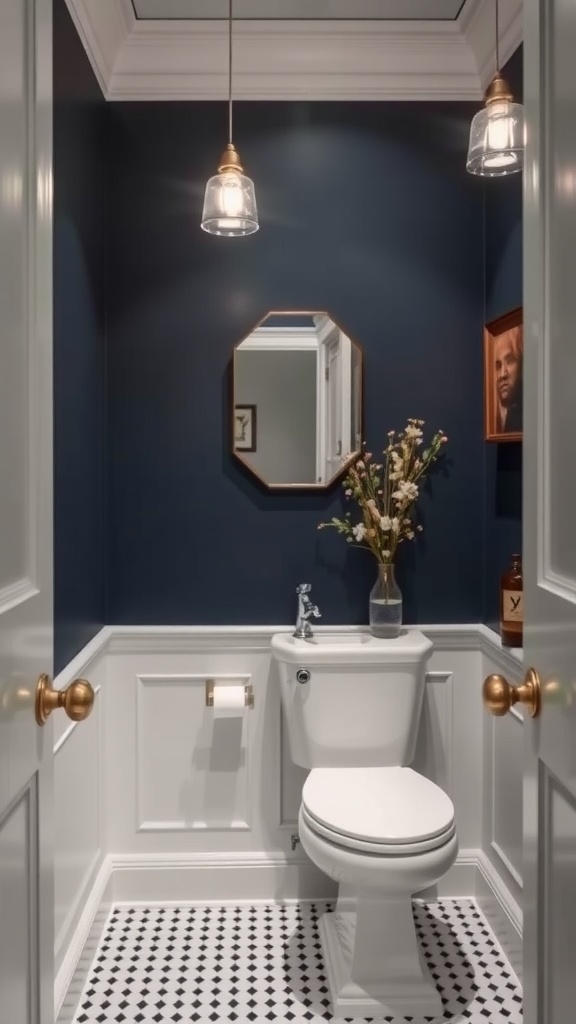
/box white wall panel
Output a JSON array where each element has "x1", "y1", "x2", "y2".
[
  {"x1": 136, "y1": 674, "x2": 252, "y2": 831},
  {"x1": 413, "y1": 649, "x2": 484, "y2": 852},
  {"x1": 105, "y1": 642, "x2": 278, "y2": 855},
  {"x1": 481, "y1": 645, "x2": 523, "y2": 909},
  {"x1": 412, "y1": 670, "x2": 453, "y2": 793},
  {"x1": 279, "y1": 707, "x2": 307, "y2": 828},
  {"x1": 53, "y1": 643, "x2": 107, "y2": 979},
  {"x1": 491, "y1": 706, "x2": 523, "y2": 887},
  {"x1": 0, "y1": 786, "x2": 36, "y2": 1024},
  {"x1": 54, "y1": 696, "x2": 101, "y2": 950}
]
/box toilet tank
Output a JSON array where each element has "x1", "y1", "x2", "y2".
[{"x1": 271, "y1": 630, "x2": 433, "y2": 769}]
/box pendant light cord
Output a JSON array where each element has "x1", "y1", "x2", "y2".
[
  {"x1": 228, "y1": 0, "x2": 233, "y2": 145},
  {"x1": 494, "y1": 0, "x2": 500, "y2": 73}
]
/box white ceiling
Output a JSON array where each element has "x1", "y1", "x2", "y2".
[
  {"x1": 131, "y1": 0, "x2": 465, "y2": 20},
  {"x1": 64, "y1": 0, "x2": 522, "y2": 101}
]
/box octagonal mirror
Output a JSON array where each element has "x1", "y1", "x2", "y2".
[{"x1": 232, "y1": 311, "x2": 363, "y2": 489}]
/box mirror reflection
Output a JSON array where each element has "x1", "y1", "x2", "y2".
[{"x1": 232, "y1": 311, "x2": 363, "y2": 489}]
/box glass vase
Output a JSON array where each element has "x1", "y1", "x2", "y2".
[{"x1": 369, "y1": 562, "x2": 402, "y2": 639}]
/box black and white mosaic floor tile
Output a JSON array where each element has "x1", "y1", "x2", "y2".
[{"x1": 72, "y1": 899, "x2": 522, "y2": 1023}]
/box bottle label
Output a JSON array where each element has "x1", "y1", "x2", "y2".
[{"x1": 503, "y1": 590, "x2": 523, "y2": 622}]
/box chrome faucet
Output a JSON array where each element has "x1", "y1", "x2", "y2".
[{"x1": 294, "y1": 583, "x2": 321, "y2": 639}]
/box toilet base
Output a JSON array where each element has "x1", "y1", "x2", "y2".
[{"x1": 319, "y1": 896, "x2": 444, "y2": 1019}]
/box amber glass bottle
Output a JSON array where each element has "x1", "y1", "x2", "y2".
[{"x1": 500, "y1": 554, "x2": 523, "y2": 647}]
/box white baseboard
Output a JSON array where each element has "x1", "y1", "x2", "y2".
[
  {"x1": 55, "y1": 847, "x2": 522, "y2": 1013},
  {"x1": 55, "y1": 856, "x2": 113, "y2": 1023},
  {"x1": 109, "y1": 851, "x2": 336, "y2": 904},
  {"x1": 475, "y1": 850, "x2": 523, "y2": 982}
]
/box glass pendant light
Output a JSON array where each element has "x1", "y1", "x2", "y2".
[
  {"x1": 201, "y1": 0, "x2": 258, "y2": 236},
  {"x1": 466, "y1": 0, "x2": 524, "y2": 177}
]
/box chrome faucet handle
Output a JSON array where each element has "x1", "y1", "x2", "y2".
[{"x1": 294, "y1": 583, "x2": 321, "y2": 638}]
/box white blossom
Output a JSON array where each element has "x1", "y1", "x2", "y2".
[
  {"x1": 392, "y1": 481, "x2": 419, "y2": 503},
  {"x1": 405, "y1": 424, "x2": 424, "y2": 443},
  {"x1": 318, "y1": 419, "x2": 448, "y2": 564}
]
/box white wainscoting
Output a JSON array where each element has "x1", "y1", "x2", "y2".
[
  {"x1": 53, "y1": 623, "x2": 523, "y2": 1018},
  {"x1": 135, "y1": 673, "x2": 253, "y2": 832},
  {"x1": 479, "y1": 634, "x2": 524, "y2": 979},
  {"x1": 53, "y1": 634, "x2": 109, "y2": 1018}
]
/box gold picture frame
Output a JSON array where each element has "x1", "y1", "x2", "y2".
[{"x1": 484, "y1": 307, "x2": 523, "y2": 442}]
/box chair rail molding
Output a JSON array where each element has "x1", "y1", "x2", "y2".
[
  {"x1": 92, "y1": 621, "x2": 512, "y2": 654},
  {"x1": 64, "y1": 0, "x2": 522, "y2": 101}
]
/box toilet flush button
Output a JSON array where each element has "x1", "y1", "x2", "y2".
[{"x1": 296, "y1": 668, "x2": 310, "y2": 685}]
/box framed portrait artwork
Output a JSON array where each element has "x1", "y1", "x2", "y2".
[
  {"x1": 234, "y1": 404, "x2": 257, "y2": 452},
  {"x1": 484, "y1": 307, "x2": 523, "y2": 442}
]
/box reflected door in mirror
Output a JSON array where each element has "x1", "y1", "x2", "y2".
[{"x1": 231, "y1": 311, "x2": 363, "y2": 490}]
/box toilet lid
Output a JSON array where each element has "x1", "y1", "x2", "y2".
[{"x1": 302, "y1": 767, "x2": 454, "y2": 846}]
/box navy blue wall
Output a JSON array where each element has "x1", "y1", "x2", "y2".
[
  {"x1": 106, "y1": 100, "x2": 485, "y2": 626},
  {"x1": 53, "y1": 0, "x2": 107, "y2": 672},
  {"x1": 53, "y1": 4, "x2": 524, "y2": 647},
  {"x1": 483, "y1": 47, "x2": 523, "y2": 630}
]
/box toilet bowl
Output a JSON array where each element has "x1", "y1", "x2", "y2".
[
  {"x1": 298, "y1": 765, "x2": 457, "y2": 1018},
  {"x1": 271, "y1": 628, "x2": 458, "y2": 1018}
]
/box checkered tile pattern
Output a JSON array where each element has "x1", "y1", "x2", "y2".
[{"x1": 71, "y1": 899, "x2": 522, "y2": 1023}]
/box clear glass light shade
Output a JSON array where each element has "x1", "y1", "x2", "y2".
[
  {"x1": 466, "y1": 100, "x2": 524, "y2": 176},
  {"x1": 201, "y1": 170, "x2": 259, "y2": 236}
]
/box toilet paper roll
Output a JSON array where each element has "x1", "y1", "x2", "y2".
[{"x1": 211, "y1": 684, "x2": 248, "y2": 717}]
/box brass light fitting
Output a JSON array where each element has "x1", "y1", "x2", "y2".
[
  {"x1": 484, "y1": 73, "x2": 513, "y2": 106},
  {"x1": 200, "y1": 0, "x2": 258, "y2": 236},
  {"x1": 217, "y1": 143, "x2": 245, "y2": 174},
  {"x1": 466, "y1": 0, "x2": 524, "y2": 176}
]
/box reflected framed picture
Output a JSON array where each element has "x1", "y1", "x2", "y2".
[
  {"x1": 484, "y1": 307, "x2": 523, "y2": 442},
  {"x1": 234, "y1": 404, "x2": 257, "y2": 452}
]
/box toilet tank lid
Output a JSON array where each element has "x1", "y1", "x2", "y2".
[
  {"x1": 302, "y1": 767, "x2": 455, "y2": 845},
  {"x1": 271, "y1": 628, "x2": 433, "y2": 665}
]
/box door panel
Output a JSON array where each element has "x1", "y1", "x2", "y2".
[
  {"x1": 546, "y1": 0, "x2": 576, "y2": 586},
  {"x1": 0, "y1": 782, "x2": 39, "y2": 1024},
  {"x1": 0, "y1": 0, "x2": 28, "y2": 589},
  {"x1": 524, "y1": 0, "x2": 576, "y2": 1020},
  {"x1": 0, "y1": 0, "x2": 54, "y2": 1023},
  {"x1": 540, "y1": 768, "x2": 576, "y2": 1024},
  {"x1": 0, "y1": 0, "x2": 31, "y2": 591}
]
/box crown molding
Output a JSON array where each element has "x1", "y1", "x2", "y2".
[
  {"x1": 63, "y1": 0, "x2": 134, "y2": 95},
  {"x1": 109, "y1": 20, "x2": 479, "y2": 101},
  {"x1": 461, "y1": 0, "x2": 523, "y2": 92},
  {"x1": 65, "y1": 0, "x2": 522, "y2": 102}
]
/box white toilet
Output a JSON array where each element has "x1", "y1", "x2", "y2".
[{"x1": 271, "y1": 629, "x2": 457, "y2": 1019}]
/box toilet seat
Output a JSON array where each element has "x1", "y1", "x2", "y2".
[
  {"x1": 301, "y1": 766, "x2": 455, "y2": 856},
  {"x1": 301, "y1": 804, "x2": 455, "y2": 855}
]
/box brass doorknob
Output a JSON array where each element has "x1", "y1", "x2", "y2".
[
  {"x1": 35, "y1": 673, "x2": 95, "y2": 726},
  {"x1": 482, "y1": 667, "x2": 541, "y2": 718}
]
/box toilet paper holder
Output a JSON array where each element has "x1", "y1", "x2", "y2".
[{"x1": 205, "y1": 679, "x2": 254, "y2": 709}]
